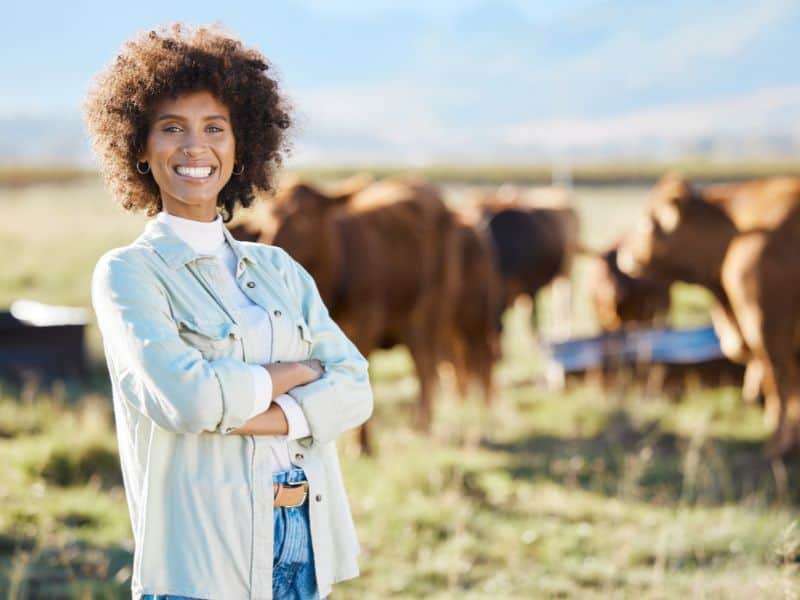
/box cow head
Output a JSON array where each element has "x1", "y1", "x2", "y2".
[
  {"x1": 593, "y1": 243, "x2": 671, "y2": 331},
  {"x1": 617, "y1": 174, "x2": 728, "y2": 286},
  {"x1": 270, "y1": 179, "x2": 354, "y2": 302}
]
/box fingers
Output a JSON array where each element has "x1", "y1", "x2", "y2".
[
  {"x1": 302, "y1": 359, "x2": 324, "y2": 380},
  {"x1": 301, "y1": 359, "x2": 323, "y2": 372}
]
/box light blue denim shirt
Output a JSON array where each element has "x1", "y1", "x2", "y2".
[{"x1": 91, "y1": 217, "x2": 373, "y2": 600}]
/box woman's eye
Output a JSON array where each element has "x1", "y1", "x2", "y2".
[
  {"x1": 163, "y1": 125, "x2": 182, "y2": 133},
  {"x1": 207, "y1": 126, "x2": 224, "y2": 133}
]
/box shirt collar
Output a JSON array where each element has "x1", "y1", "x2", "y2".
[
  {"x1": 155, "y1": 211, "x2": 225, "y2": 254},
  {"x1": 137, "y1": 214, "x2": 259, "y2": 270}
]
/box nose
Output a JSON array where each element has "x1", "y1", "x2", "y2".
[
  {"x1": 181, "y1": 132, "x2": 207, "y2": 157},
  {"x1": 182, "y1": 145, "x2": 206, "y2": 158}
]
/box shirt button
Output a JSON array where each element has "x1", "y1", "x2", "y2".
[
  {"x1": 315, "y1": 494, "x2": 323, "y2": 502},
  {"x1": 294, "y1": 453, "x2": 304, "y2": 461},
  {"x1": 274, "y1": 309, "x2": 282, "y2": 318},
  {"x1": 246, "y1": 281, "x2": 256, "y2": 288}
]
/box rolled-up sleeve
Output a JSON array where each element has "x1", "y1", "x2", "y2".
[
  {"x1": 280, "y1": 250, "x2": 373, "y2": 445},
  {"x1": 92, "y1": 251, "x2": 261, "y2": 435},
  {"x1": 245, "y1": 364, "x2": 273, "y2": 420},
  {"x1": 272, "y1": 394, "x2": 311, "y2": 441}
]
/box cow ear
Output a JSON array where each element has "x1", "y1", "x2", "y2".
[
  {"x1": 658, "y1": 173, "x2": 694, "y2": 206},
  {"x1": 652, "y1": 173, "x2": 693, "y2": 232}
]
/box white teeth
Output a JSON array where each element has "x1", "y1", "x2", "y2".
[{"x1": 176, "y1": 166, "x2": 213, "y2": 178}]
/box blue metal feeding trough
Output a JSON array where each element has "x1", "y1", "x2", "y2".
[
  {"x1": 0, "y1": 299, "x2": 89, "y2": 382},
  {"x1": 548, "y1": 326, "x2": 726, "y2": 373},
  {"x1": 544, "y1": 326, "x2": 743, "y2": 391}
]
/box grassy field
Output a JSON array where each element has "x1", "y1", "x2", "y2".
[
  {"x1": 5, "y1": 158, "x2": 800, "y2": 189},
  {"x1": 1, "y1": 179, "x2": 799, "y2": 598}
]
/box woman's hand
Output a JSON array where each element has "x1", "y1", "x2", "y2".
[
  {"x1": 298, "y1": 359, "x2": 324, "y2": 380},
  {"x1": 226, "y1": 361, "x2": 324, "y2": 436},
  {"x1": 265, "y1": 360, "x2": 324, "y2": 399}
]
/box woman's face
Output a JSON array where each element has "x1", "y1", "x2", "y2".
[{"x1": 141, "y1": 90, "x2": 236, "y2": 221}]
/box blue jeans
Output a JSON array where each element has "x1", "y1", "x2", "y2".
[
  {"x1": 272, "y1": 468, "x2": 320, "y2": 600},
  {"x1": 140, "y1": 468, "x2": 320, "y2": 600}
]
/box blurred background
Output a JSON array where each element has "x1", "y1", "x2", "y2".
[{"x1": 2, "y1": 1, "x2": 800, "y2": 598}]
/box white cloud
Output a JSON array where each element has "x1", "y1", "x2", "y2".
[
  {"x1": 289, "y1": 81, "x2": 477, "y2": 164},
  {"x1": 294, "y1": 0, "x2": 600, "y2": 22},
  {"x1": 505, "y1": 0, "x2": 796, "y2": 101},
  {"x1": 4, "y1": 1, "x2": 799, "y2": 167},
  {"x1": 287, "y1": 81, "x2": 800, "y2": 164},
  {"x1": 502, "y1": 84, "x2": 800, "y2": 151}
]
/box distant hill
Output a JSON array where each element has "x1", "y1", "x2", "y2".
[
  {"x1": 0, "y1": 116, "x2": 94, "y2": 167},
  {"x1": 1, "y1": 111, "x2": 799, "y2": 170}
]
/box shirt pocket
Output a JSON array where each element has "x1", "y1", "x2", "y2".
[
  {"x1": 296, "y1": 317, "x2": 313, "y2": 359},
  {"x1": 176, "y1": 317, "x2": 241, "y2": 361}
]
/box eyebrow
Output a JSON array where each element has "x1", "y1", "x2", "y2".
[{"x1": 155, "y1": 114, "x2": 229, "y2": 122}]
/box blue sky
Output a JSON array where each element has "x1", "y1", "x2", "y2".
[{"x1": 3, "y1": 0, "x2": 799, "y2": 164}]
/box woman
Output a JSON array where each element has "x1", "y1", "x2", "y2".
[{"x1": 84, "y1": 23, "x2": 373, "y2": 600}]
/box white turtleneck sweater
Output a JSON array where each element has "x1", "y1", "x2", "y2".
[{"x1": 156, "y1": 211, "x2": 311, "y2": 473}]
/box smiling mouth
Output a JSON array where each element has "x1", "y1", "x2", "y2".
[{"x1": 174, "y1": 166, "x2": 216, "y2": 179}]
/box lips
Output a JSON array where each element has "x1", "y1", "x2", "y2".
[{"x1": 174, "y1": 165, "x2": 216, "y2": 179}]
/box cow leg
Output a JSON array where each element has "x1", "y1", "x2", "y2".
[
  {"x1": 550, "y1": 275, "x2": 573, "y2": 340},
  {"x1": 711, "y1": 300, "x2": 764, "y2": 404},
  {"x1": 526, "y1": 295, "x2": 539, "y2": 337},
  {"x1": 409, "y1": 341, "x2": 438, "y2": 432},
  {"x1": 357, "y1": 420, "x2": 373, "y2": 456},
  {"x1": 450, "y1": 333, "x2": 470, "y2": 399},
  {"x1": 760, "y1": 341, "x2": 800, "y2": 456},
  {"x1": 723, "y1": 234, "x2": 800, "y2": 455},
  {"x1": 758, "y1": 315, "x2": 800, "y2": 453},
  {"x1": 709, "y1": 297, "x2": 767, "y2": 404},
  {"x1": 710, "y1": 300, "x2": 750, "y2": 364},
  {"x1": 742, "y1": 358, "x2": 765, "y2": 406},
  {"x1": 475, "y1": 348, "x2": 495, "y2": 407},
  {"x1": 466, "y1": 336, "x2": 496, "y2": 407}
]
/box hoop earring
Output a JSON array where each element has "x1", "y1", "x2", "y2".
[
  {"x1": 232, "y1": 163, "x2": 244, "y2": 176},
  {"x1": 136, "y1": 161, "x2": 150, "y2": 175}
]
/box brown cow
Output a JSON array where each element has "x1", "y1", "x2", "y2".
[
  {"x1": 617, "y1": 174, "x2": 800, "y2": 455},
  {"x1": 481, "y1": 189, "x2": 580, "y2": 339},
  {"x1": 355, "y1": 181, "x2": 500, "y2": 409},
  {"x1": 236, "y1": 176, "x2": 488, "y2": 452},
  {"x1": 591, "y1": 240, "x2": 671, "y2": 332}
]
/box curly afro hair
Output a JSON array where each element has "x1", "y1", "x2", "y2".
[{"x1": 83, "y1": 22, "x2": 292, "y2": 222}]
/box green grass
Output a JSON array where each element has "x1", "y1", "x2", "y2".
[
  {"x1": 0, "y1": 179, "x2": 798, "y2": 598},
  {"x1": 290, "y1": 158, "x2": 800, "y2": 186},
  {"x1": 0, "y1": 166, "x2": 95, "y2": 188},
  {"x1": 6, "y1": 157, "x2": 800, "y2": 189}
]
